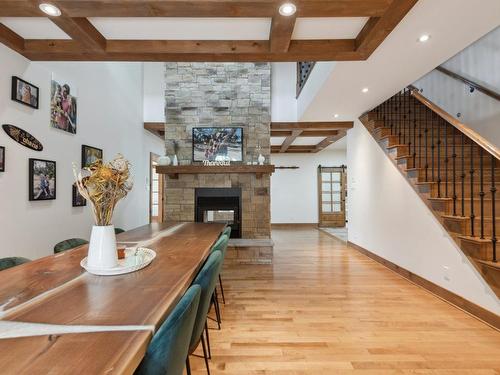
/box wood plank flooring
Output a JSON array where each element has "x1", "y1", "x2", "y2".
[{"x1": 190, "y1": 227, "x2": 500, "y2": 374}]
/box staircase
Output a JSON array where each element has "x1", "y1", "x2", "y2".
[{"x1": 360, "y1": 87, "x2": 500, "y2": 298}]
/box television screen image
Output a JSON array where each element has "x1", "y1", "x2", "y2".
[{"x1": 193, "y1": 127, "x2": 243, "y2": 162}]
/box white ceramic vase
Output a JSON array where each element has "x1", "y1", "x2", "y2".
[
  {"x1": 158, "y1": 155, "x2": 171, "y2": 166},
  {"x1": 173, "y1": 155, "x2": 178, "y2": 166},
  {"x1": 87, "y1": 225, "x2": 118, "y2": 269},
  {"x1": 258, "y1": 154, "x2": 265, "y2": 165}
]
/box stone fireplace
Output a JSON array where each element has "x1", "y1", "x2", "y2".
[{"x1": 162, "y1": 62, "x2": 273, "y2": 263}]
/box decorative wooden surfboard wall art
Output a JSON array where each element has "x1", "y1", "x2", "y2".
[{"x1": 2, "y1": 124, "x2": 43, "y2": 151}]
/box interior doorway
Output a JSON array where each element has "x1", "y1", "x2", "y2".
[
  {"x1": 150, "y1": 153, "x2": 164, "y2": 223},
  {"x1": 317, "y1": 165, "x2": 347, "y2": 228}
]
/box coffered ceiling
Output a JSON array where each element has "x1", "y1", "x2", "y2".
[{"x1": 0, "y1": 0, "x2": 418, "y2": 61}]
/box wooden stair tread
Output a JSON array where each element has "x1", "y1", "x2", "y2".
[
  {"x1": 458, "y1": 235, "x2": 492, "y2": 243},
  {"x1": 475, "y1": 259, "x2": 500, "y2": 270}
]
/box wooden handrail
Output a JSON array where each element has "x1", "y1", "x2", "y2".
[
  {"x1": 411, "y1": 89, "x2": 500, "y2": 160},
  {"x1": 436, "y1": 66, "x2": 500, "y2": 102}
]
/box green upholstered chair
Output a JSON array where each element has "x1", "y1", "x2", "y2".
[
  {"x1": 211, "y1": 234, "x2": 230, "y2": 306},
  {"x1": 53, "y1": 238, "x2": 88, "y2": 254},
  {"x1": 187, "y1": 250, "x2": 223, "y2": 375},
  {"x1": 135, "y1": 285, "x2": 201, "y2": 375},
  {"x1": 114, "y1": 227, "x2": 125, "y2": 235},
  {"x1": 0, "y1": 257, "x2": 30, "y2": 271}
]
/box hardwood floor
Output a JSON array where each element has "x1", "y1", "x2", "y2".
[{"x1": 190, "y1": 227, "x2": 500, "y2": 374}]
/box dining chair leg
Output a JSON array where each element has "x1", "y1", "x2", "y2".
[
  {"x1": 201, "y1": 334, "x2": 211, "y2": 375},
  {"x1": 186, "y1": 356, "x2": 192, "y2": 375},
  {"x1": 205, "y1": 320, "x2": 211, "y2": 359},
  {"x1": 212, "y1": 292, "x2": 221, "y2": 329},
  {"x1": 218, "y1": 274, "x2": 226, "y2": 304}
]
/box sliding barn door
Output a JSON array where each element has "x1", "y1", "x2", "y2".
[{"x1": 318, "y1": 166, "x2": 346, "y2": 227}]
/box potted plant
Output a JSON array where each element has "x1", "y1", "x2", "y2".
[{"x1": 74, "y1": 154, "x2": 133, "y2": 269}]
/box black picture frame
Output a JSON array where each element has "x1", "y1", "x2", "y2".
[
  {"x1": 192, "y1": 127, "x2": 244, "y2": 162},
  {"x1": 0, "y1": 146, "x2": 5, "y2": 172},
  {"x1": 72, "y1": 183, "x2": 87, "y2": 207},
  {"x1": 81, "y1": 145, "x2": 103, "y2": 168},
  {"x1": 29, "y1": 158, "x2": 56, "y2": 201},
  {"x1": 11, "y1": 76, "x2": 39, "y2": 109}
]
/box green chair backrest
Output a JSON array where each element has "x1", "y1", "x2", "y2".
[
  {"x1": 222, "y1": 226, "x2": 232, "y2": 238},
  {"x1": 135, "y1": 285, "x2": 201, "y2": 375},
  {"x1": 54, "y1": 238, "x2": 89, "y2": 254},
  {"x1": 189, "y1": 250, "x2": 223, "y2": 352},
  {"x1": 210, "y1": 234, "x2": 229, "y2": 257},
  {"x1": 114, "y1": 227, "x2": 125, "y2": 235},
  {"x1": 0, "y1": 257, "x2": 30, "y2": 271}
]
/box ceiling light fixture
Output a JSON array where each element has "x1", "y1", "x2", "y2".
[
  {"x1": 334, "y1": 114, "x2": 339, "y2": 118},
  {"x1": 279, "y1": 3, "x2": 297, "y2": 16},
  {"x1": 418, "y1": 34, "x2": 430, "y2": 43},
  {"x1": 39, "y1": 3, "x2": 62, "y2": 16},
  {"x1": 362, "y1": 88, "x2": 369, "y2": 93}
]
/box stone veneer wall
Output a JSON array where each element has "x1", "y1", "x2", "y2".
[
  {"x1": 163, "y1": 62, "x2": 272, "y2": 240},
  {"x1": 164, "y1": 62, "x2": 271, "y2": 162}
]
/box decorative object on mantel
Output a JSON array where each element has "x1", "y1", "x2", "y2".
[
  {"x1": 256, "y1": 141, "x2": 265, "y2": 165},
  {"x1": 158, "y1": 155, "x2": 171, "y2": 166},
  {"x1": 74, "y1": 155, "x2": 133, "y2": 271},
  {"x1": 0, "y1": 146, "x2": 4, "y2": 172},
  {"x1": 2, "y1": 124, "x2": 43, "y2": 151},
  {"x1": 172, "y1": 140, "x2": 179, "y2": 166},
  {"x1": 192, "y1": 127, "x2": 243, "y2": 162}
]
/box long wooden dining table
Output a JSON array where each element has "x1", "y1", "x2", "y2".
[{"x1": 0, "y1": 221, "x2": 225, "y2": 374}]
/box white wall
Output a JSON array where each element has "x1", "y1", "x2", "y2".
[
  {"x1": 271, "y1": 62, "x2": 297, "y2": 122},
  {"x1": 271, "y1": 143, "x2": 346, "y2": 224},
  {"x1": 347, "y1": 120, "x2": 500, "y2": 314},
  {"x1": 143, "y1": 62, "x2": 166, "y2": 123},
  {"x1": 413, "y1": 27, "x2": 500, "y2": 149},
  {"x1": 0, "y1": 45, "x2": 164, "y2": 260}
]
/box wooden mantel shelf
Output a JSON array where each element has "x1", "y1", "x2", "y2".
[{"x1": 156, "y1": 164, "x2": 275, "y2": 179}]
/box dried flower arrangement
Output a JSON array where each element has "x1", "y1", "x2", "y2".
[{"x1": 74, "y1": 154, "x2": 133, "y2": 226}]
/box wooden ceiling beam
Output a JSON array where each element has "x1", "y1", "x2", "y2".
[
  {"x1": 280, "y1": 130, "x2": 303, "y2": 153},
  {"x1": 269, "y1": 12, "x2": 297, "y2": 53},
  {"x1": 312, "y1": 131, "x2": 346, "y2": 153},
  {"x1": 49, "y1": 17, "x2": 106, "y2": 50},
  {"x1": 271, "y1": 145, "x2": 316, "y2": 153},
  {"x1": 21, "y1": 39, "x2": 360, "y2": 62},
  {"x1": 0, "y1": 23, "x2": 25, "y2": 53},
  {"x1": 0, "y1": 1, "x2": 392, "y2": 17},
  {"x1": 271, "y1": 130, "x2": 340, "y2": 137},
  {"x1": 144, "y1": 122, "x2": 165, "y2": 139},
  {"x1": 355, "y1": 0, "x2": 418, "y2": 58},
  {"x1": 271, "y1": 122, "x2": 354, "y2": 131}
]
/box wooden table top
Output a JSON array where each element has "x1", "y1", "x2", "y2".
[{"x1": 0, "y1": 222, "x2": 225, "y2": 374}]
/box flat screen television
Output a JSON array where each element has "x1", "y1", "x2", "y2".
[{"x1": 192, "y1": 127, "x2": 243, "y2": 162}]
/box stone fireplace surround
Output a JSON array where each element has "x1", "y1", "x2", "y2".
[{"x1": 162, "y1": 62, "x2": 273, "y2": 264}]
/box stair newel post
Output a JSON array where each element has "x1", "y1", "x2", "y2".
[
  {"x1": 431, "y1": 112, "x2": 435, "y2": 182},
  {"x1": 437, "y1": 116, "x2": 441, "y2": 198},
  {"x1": 444, "y1": 119, "x2": 448, "y2": 198},
  {"x1": 452, "y1": 128, "x2": 457, "y2": 216},
  {"x1": 418, "y1": 102, "x2": 422, "y2": 169},
  {"x1": 479, "y1": 148, "x2": 484, "y2": 239},
  {"x1": 400, "y1": 89, "x2": 405, "y2": 145},
  {"x1": 412, "y1": 92, "x2": 417, "y2": 169},
  {"x1": 492, "y1": 155, "x2": 497, "y2": 262},
  {"x1": 470, "y1": 143, "x2": 475, "y2": 237},
  {"x1": 407, "y1": 90, "x2": 412, "y2": 167},
  {"x1": 424, "y1": 108, "x2": 429, "y2": 181},
  {"x1": 461, "y1": 133, "x2": 466, "y2": 217}
]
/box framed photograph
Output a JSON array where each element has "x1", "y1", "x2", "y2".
[
  {"x1": 82, "y1": 145, "x2": 103, "y2": 168},
  {"x1": 72, "y1": 184, "x2": 86, "y2": 207},
  {"x1": 29, "y1": 158, "x2": 56, "y2": 201},
  {"x1": 192, "y1": 127, "x2": 243, "y2": 162},
  {"x1": 50, "y1": 76, "x2": 77, "y2": 134},
  {"x1": 0, "y1": 146, "x2": 5, "y2": 172},
  {"x1": 11, "y1": 76, "x2": 39, "y2": 109}
]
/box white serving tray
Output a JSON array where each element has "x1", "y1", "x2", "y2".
[{"x1": 81, "y1": 247, "x2": 156, "y2": 276}]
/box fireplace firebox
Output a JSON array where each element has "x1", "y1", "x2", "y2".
[{"x1": 195, "y1": 188, "x2": 241, "y2": 238}]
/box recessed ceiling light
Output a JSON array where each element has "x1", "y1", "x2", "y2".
[
  {"x1": 279, "y1": 3, "x2": 297, "y2": 16},
  {"x1": 418, "y1": 34, "x2": 430, "y2": 43},
  {"x1": 362, "y1": 88, "x2": 369, "y2": 93},
  {"x1": 334, "y1": 114, "x2": 339, "y2": 118},
  {"x1": 39, "y1": 3, "x2": 62, "y2": 16}
]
